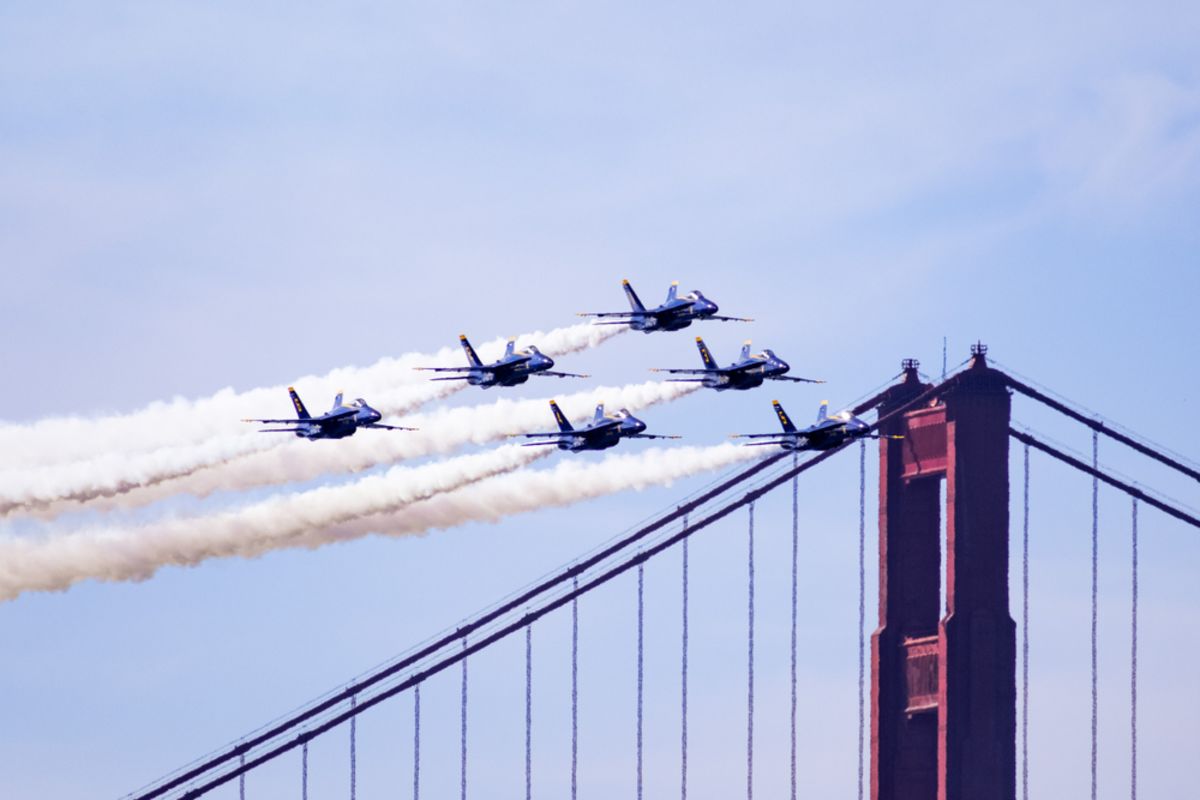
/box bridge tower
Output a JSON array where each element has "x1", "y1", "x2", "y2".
[{"x1": 871, "y1": 346, "x2": 1015, "y2": 800}]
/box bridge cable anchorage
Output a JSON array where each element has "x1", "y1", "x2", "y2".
[
  {"x1": 681, "y1": 515, "x2": 689, "y2": 800},
  {"x1": 413, "y1": 686, "x2": 421, "y2": 800},
  {"x1": 525, "y1": 623, "x2": 533, "y2": 800},
  {"x1": 238, "y1": 753, "x2": 245, "y2": 800},
  {"x1": 301, "y1": 741, "x2": 308, "y2": 800},
  {"x1": 637, "y1": 561, "x2": 645, "y2": 800},
  {"x1": 858, "y1": 440, "x2": 866, "y2": 800},
  {"x1": 790, "y1": 455, "x2": 799, "y2": 800},
  {"x1": 1022, "y1": 443, "x2": 1030, "y2": 800},
  {"x1": 132, "y1": 377, "x2": 948, "y2": 800},
  {"x1": 461, "y1": 639, "x2": 469, "y2": 800},
  {"x1": 350, "y1": 695, "x2": 357, "y2": 800},
  {"x1": 1092, "y1": 431, "x2": 1099, "y2": 800},
  {"x1": 747, "y1": 501, "x2": 755, "y2": 800},
  {"x1": 571, "y1": 577, "x2": 579, "y2": 800},
  {"x1": 1131, "y1": 498, "x2": 1139, "y2": 800}
]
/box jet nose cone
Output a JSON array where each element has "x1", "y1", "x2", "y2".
[
  {"x1": 542, "y1": 355, "x2": 556, "y2": 368},
  {"x1": 776, "y1": 360, "x2": 790, "y2": 372}
]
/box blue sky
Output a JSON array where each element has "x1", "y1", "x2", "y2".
[{"x1": 2, "y1": 2, "x2": 1199, "y2": 798}]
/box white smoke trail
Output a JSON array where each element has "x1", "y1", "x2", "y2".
[
  {"x1": 316, "y1": 443, "x2": 765, "y2": 547},
  {"x1": 0, "y1": 380, "x2": 698, "y2": 518},
  {"x1": 0, "y1": 322, "x2": 621, "y2": 470},
  {"x1": 0, "y1": 445, "x2": 550, "y2": 601}
]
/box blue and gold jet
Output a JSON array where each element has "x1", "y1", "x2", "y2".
[
  {"x1": 650, "y1": 337, "x2": 822, "y2": 391},
  {"x1": 242, "y1": 388, "x2": 416, "y2": 440},
  {"x1": 731, "y1": 400, "x2": 893, "y2": 451},
  {"x1": 415, "y1": 335, "x2": 588, "y2": 388},
  {"x1": 578, "y1": 280, "x2": 751, "y2": 333},
  {"x1": 516, "y1": 401, "x2": 680, "y2": 451}
]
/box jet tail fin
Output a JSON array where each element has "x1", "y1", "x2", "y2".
[
  {"x1": 549, "y1": 400, "x2": 574, "y2": 432},
  {"x1": 459, "y1": 334, "x2": 483, "y2": 367},
  {"x1": 816, "y1": 400, "x2": 829, "y2": 423},
  {"x1": 622, "y1": 279, "x2": 646, "y2": 312},
  {"x1": 773, "y1": 400, "x2": 798, "y2": 434},
  {"x1": 739, "y1": 340, "x2": 752, "y2": 360},
  {"x1": 289, "y1": 387, "x2": 311, "y2": 420},
  {"x1": 666, "y1": 281, "x2": 679, "y2": 302},
  {"x1": 695, "y1": 337, "x2": 717, "y2": 370},
  {"x1": 504, "y1": 338, "x2": 516, "y2": 358},
  {"x1": 593, "y1": 404, "x2": 606, "y2": 424},
  {"x1": 332, "y1": 392, "x2": 344, "y2": 409}
]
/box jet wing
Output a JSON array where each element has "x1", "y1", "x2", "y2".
[
  {"x1": 536, "y1": 370, "x2": 590, "y2": 378},
  {"x1": 649, "y1": 368, "x2": 713, "y2": 375},
  {"x1": 363, "y1": 423, "x2": 419, "y2": 431},
  {"x1": 626, "y1": 433, "x2": 683, "y2": 439},
  {"x1": 577, "y1": 311, "x2": 637, "y2": 319},
  {"x1": 770, "y1": 375, "x2": 825, "y2": 384},
  {"x1": 704, "y1": 314, "x2": 754, "y2": 322},
  {"x1": 729, "y1": 432, "x2": 802, "y2": 439},
  {"x1": 257, "y1": 427, "x2": 308, "y2": 433},
  {"x1": 242, "y1": 417, "x2": 306, "y2": 424}
]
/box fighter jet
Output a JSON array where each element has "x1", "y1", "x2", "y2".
[
  {"x1": 242, "y1": 388, "x2": 416, "y2": 440},
  {"x1": 415, "y1": 335, "x2": 588, "y2": 388},
  {"x1": 578, "y1": 280, "x2": 751, "y2": 333},
  {"x1": 731, "y1": 400, "x2": 894, "y2": 451},
  {"x1": 650, "y1": 337, "x2": 822, "y2": 391},
  {"x1": 516, "y1": 401, "x2": 680, "y2": 451}
]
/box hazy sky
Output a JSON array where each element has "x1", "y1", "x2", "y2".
[{"x1": 2, "y1": 3, "x2": 1198, "y2": 798}]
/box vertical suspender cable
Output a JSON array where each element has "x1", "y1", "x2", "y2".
[
  {"x1": 571, "y1": 577, "x2": 579, "y2": 800},
  {"x1": 1091, "y1": 431, "x2": 1099, "y2": 800},
  {"x1": 637, "y1": 562, "x2": 645, "y2": 800},
  {"x1": 461, "y1": 639, "x2": 469, "y2": 800},
  {"x1": 747, "y1": 502, "x2": 755, "y2": 800},
  {"x1": 858, "y1": 440, "x2": 866, "y2": 800},
  {"x1": 681, "y1": 514, "x2": 689, "y2": 800},
  {"x1": 790, "y1": 454, "x2": 799, "y2": 800},
  {"x1": 301, "y1": 741, "x2": 308, "y2": 800},
  {"x1": 413, "y1": 686, "x2": 421, "y2": 800},
  {"x1": 1131, "y1": 498, "x2": 1138, "y2": 800},
  {"x1": 526, "y1": 623, "x2": 533, "y2": 800},
  {"x1": 350, "y1": 695, "x2": 357, "y2": 800},
  {"x1": 239, "y1": 753, "x2": 245, "y2": 800},
  {"x1": 1022, "y1": 444, "x2": 1030, "y2": 800}
]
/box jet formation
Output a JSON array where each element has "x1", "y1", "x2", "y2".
[{"x1": 245, "y1": 279, "x2": 885, "y2": 454}]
